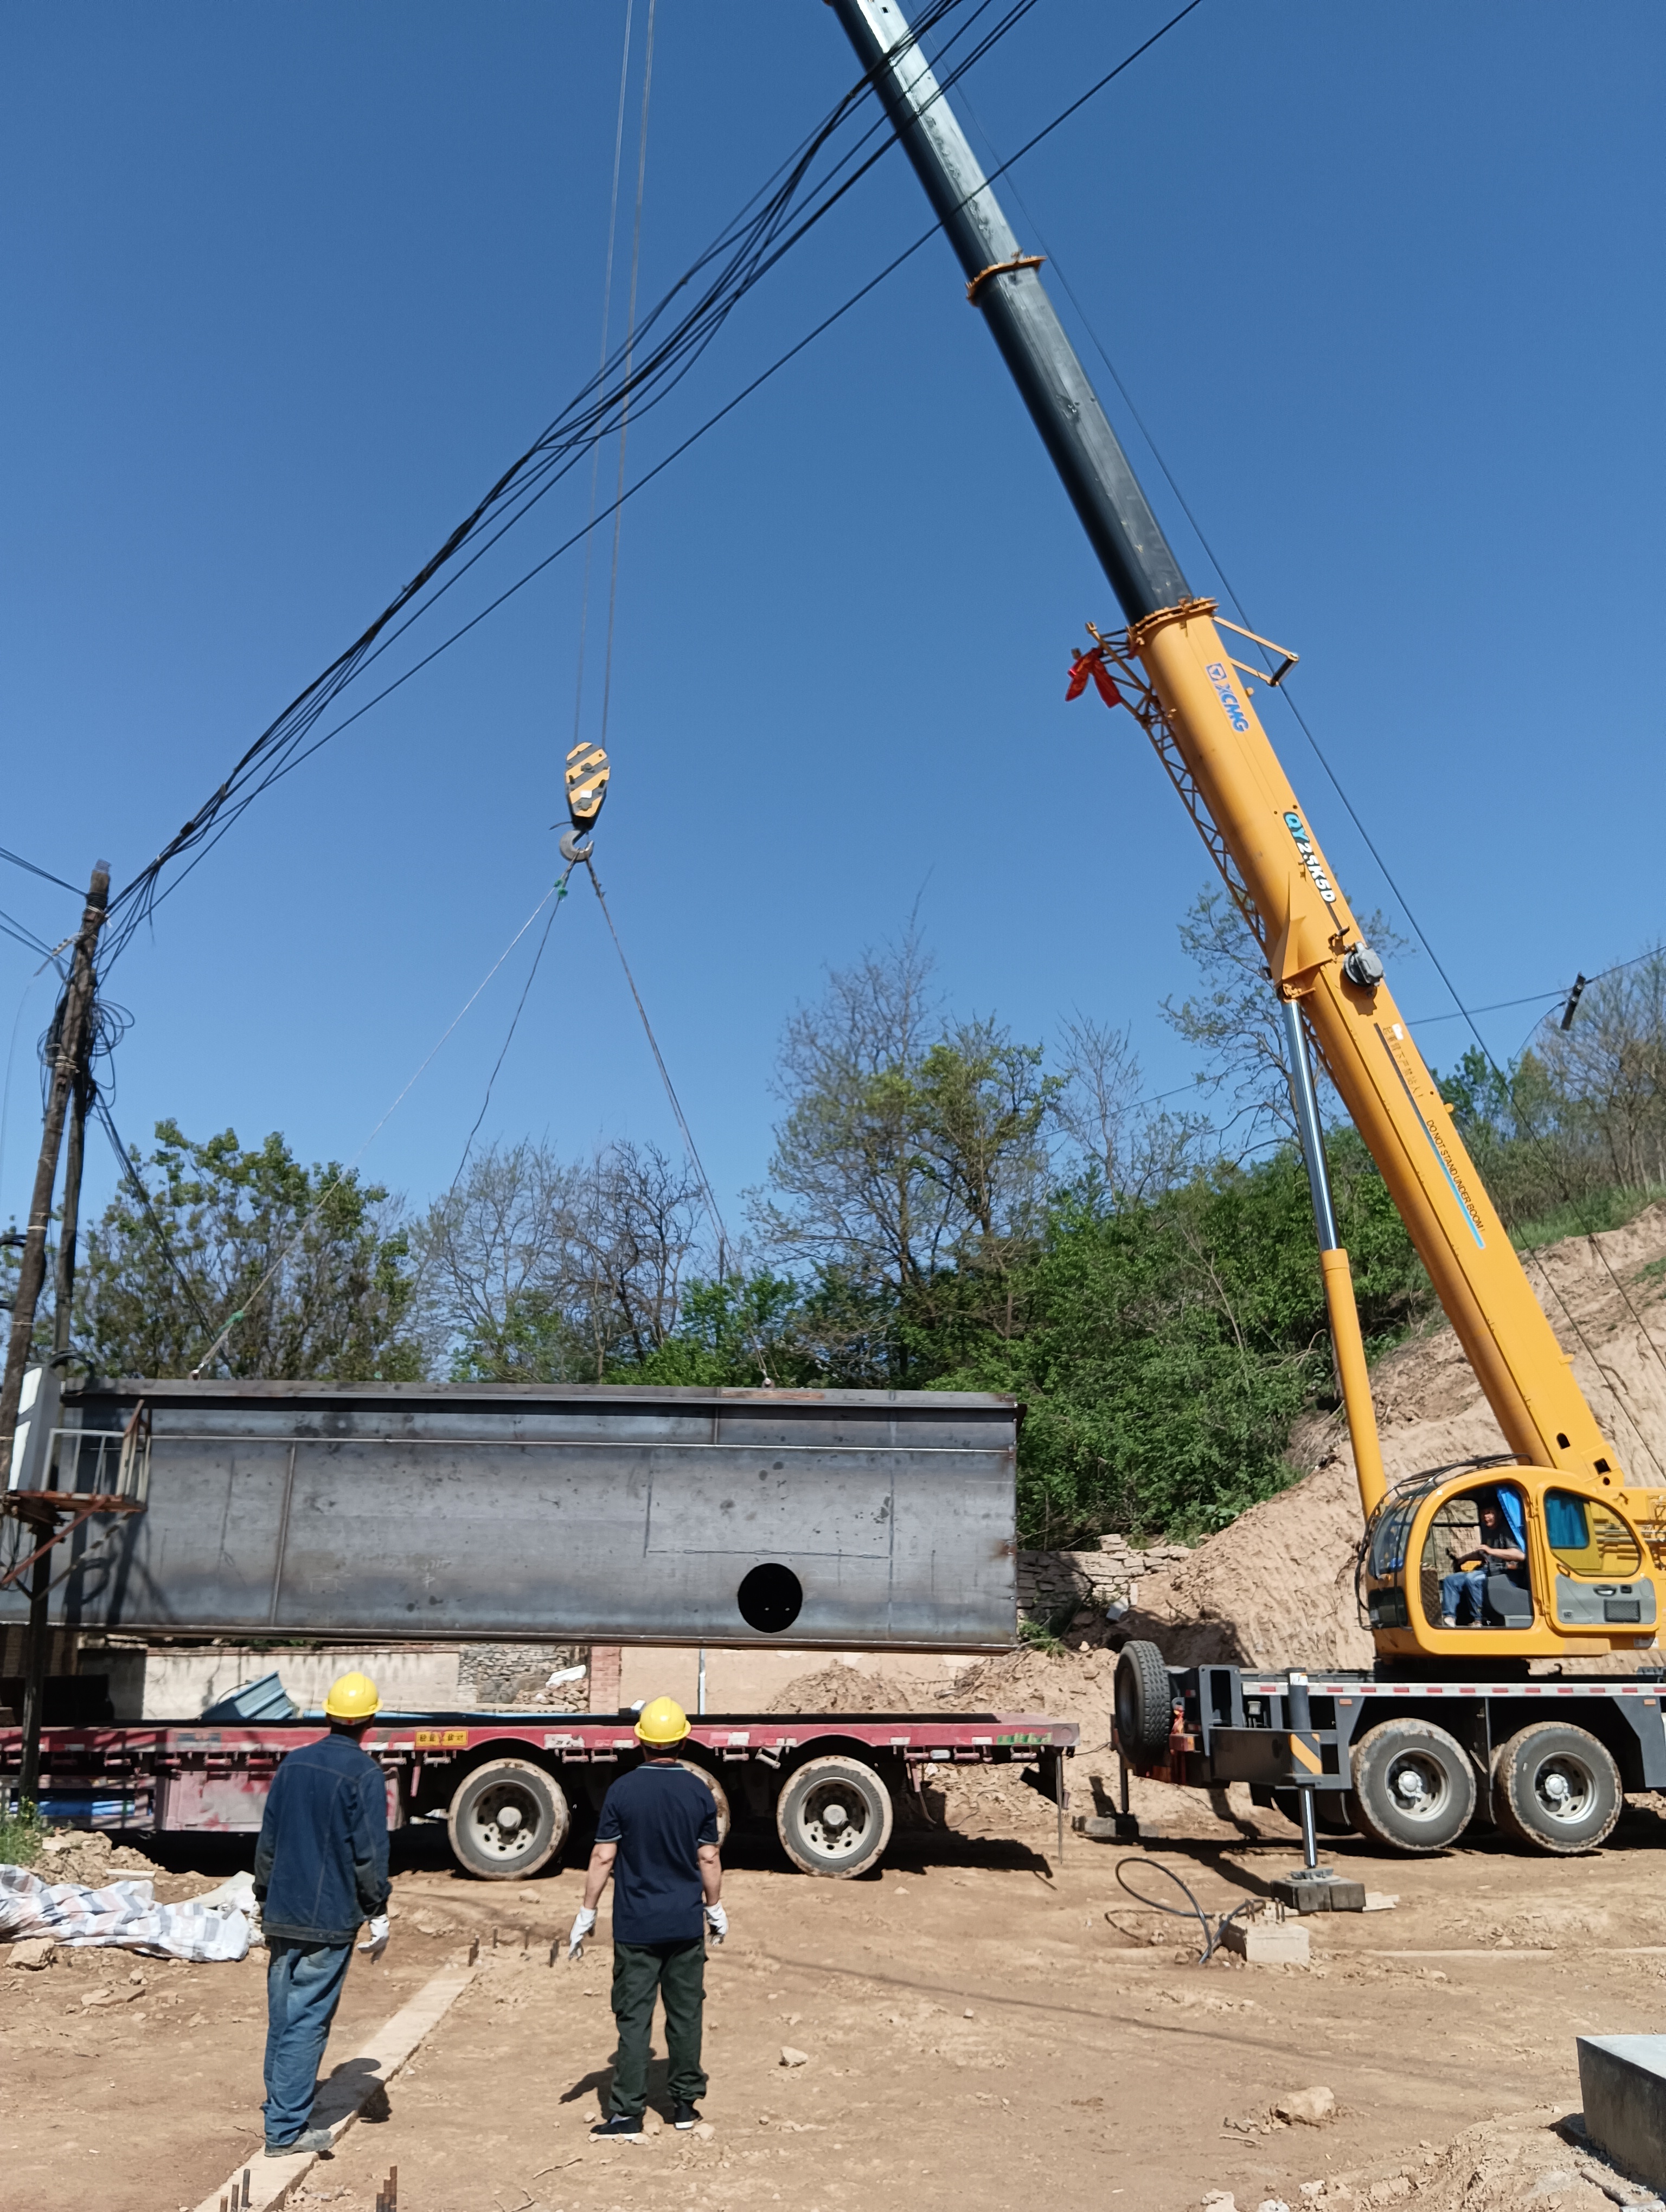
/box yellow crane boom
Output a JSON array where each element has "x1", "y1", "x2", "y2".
[{"x1": 830, "y1": 0, "x2": 1659, "y2": 1663}]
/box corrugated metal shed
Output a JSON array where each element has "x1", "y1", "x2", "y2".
[{"x1": 4, "y1": 1380, "x2": 1016, "y2": 1648}]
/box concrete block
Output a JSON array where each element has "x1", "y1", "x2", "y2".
[
  {"x1": 1220, "y1": 1916, "x2": 1310, "y2": 1966},
  {"x1": 1578, "y1": 2035, "x2": 1666, "y2": 2193}
]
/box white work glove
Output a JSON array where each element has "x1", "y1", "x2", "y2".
[
  {"x1": 357, "y1": 1913, "x2": 390, "y2": 1960},
  {"x1": 247, "y1": 1894, "x2": 264, "y2": 1935},
  {"x1": 568, "y1": 1906, "x2": 597, "y2": 1962},
  {"x1": 704, "y1": 1902, "x2": 728, "y2": 1946}
]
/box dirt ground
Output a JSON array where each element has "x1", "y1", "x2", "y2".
[{"x1": 10, "y1": 1788, "x2": 1666, "y2": 2212}]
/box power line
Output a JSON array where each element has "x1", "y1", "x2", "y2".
[
  {"x1": 98, "y1": 0, "x2": 1192, "y2": 970},
  {"x1": 0, "y1": 908, "x2": 57, "y2": 961},
  {"x1": 0, "y1": 847, "x2": 80, "y2": 898},
  {"x1": 98, "y1": 0, "x2": 991, "y2": 964}
]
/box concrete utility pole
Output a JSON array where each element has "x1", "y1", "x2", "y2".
[{"x1": 1, "y1": 863, "x2": 108, "y2": 1801}]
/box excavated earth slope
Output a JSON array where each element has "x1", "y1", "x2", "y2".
[{"x1": 1114, "y1": 1200, "x2": 1666, "y2": 1669}]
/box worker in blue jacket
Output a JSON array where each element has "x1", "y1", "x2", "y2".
[{"x1": 253, "y1": 1671, "x2": 391, "y2": 2156}]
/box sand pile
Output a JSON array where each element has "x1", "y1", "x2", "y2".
[
  {"x1": 768, "y1": 1643, "x2": 1258, "y2": 1841},
  {"x1": 1117, "y1": 1203, "x2": 1666, "y2": 1669},
  {"x1": 767, "y1": 1664, "x2": 928, "y2": 1715},
  {"x1": 769, "y1": 1645, "x2": 1118, "y2": 1731}
]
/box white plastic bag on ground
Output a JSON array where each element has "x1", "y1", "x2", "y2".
[{"x1": 0, "y1": 1863, "x2": 252, "y2": 1962}]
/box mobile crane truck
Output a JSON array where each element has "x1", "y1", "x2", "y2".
[{"x1": 829, "y1": 0, "x2": 1666, "y2": 1879}]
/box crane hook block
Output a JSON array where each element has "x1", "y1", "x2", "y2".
[{"x1": 565, "y1": 740, "x2": 611, "y2": 828}]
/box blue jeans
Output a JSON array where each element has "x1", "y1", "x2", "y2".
[
  {"x1": 1441, "y1": 1567, "x2": 1487, "y2": 1624},
  {"x1": 264, "y1": 1938, "x2": 353, "y2": 2145}
]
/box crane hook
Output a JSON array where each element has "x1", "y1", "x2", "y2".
[{"x1": 559, "y1": 828, "x2": 594, "y2": 865}]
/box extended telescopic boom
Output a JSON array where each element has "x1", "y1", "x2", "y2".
[{"x1": 828, "y1": 0, "x2": 1625, "y2": 1523}]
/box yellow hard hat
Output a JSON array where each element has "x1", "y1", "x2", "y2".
[
  {"x1": 324, "y1": 1670, "x2": 381, "y2": 1721},
  {"x1": 635, "y1": 1695, "x2": 690, "y2": 1746}
]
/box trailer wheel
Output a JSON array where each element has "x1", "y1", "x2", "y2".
[
  {"x1": 447, "y1": 1758, "x2": 569, "y2": 1880},
  {"x1": 1491, "y1": 1723, "x2": 1621, "y2": 1854},
  {"x1": 775, "y1": 1755, "x2": 893, "y2": 1877},
  {"x1": 1349, "y1": 1719, "x2": 1476, "y2": 1853},
  {"x1": 1113, "y1": 1642, "x2": 1174, "y2": 1761},
  {"x1": 675, "y1": 1758, "x2": 731, "y2": 1845}
]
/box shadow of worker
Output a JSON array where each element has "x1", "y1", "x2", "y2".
[
  {"x1": 560, "y1": 2058, "x2": 673, "y2": 2120},
  {"x1": 311, "y1": 2055, "x2": 392, "y2": 2131}
]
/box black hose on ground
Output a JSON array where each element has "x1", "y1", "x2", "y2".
[{"x1": 1113, "y1": 1856, "x2": 1254, "y2": 1965}]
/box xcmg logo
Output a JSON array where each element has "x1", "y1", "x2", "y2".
[
  {"x1": 1205, "y1": 661, "x2": 1251, "y2": 732},
  {"x1": 1284, "y1": 810, "x2": 1337, "y2": 905}
]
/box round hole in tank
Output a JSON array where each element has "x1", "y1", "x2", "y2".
[{"x1": 737, "y1": 1561, "x2": 803, "y2": 1634}]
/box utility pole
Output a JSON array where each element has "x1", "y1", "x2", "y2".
[{"x1": 1, "y1": 862, "x2": 108, "y2": 1804}]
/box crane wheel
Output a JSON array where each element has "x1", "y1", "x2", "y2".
[
  {"x1": 447, "y1": 1758, "x2": 569, "y2": 1880},
  {"x1": 1491, "y1": 1722, "x2": 1621, "y2": 1854},
  {"x1": 1349, "y1": 1719, "x2": 1476, "y2": 1853},
  {"x1": 1113, "y1": 1642, "x2": 1174, "y2": 1763}
]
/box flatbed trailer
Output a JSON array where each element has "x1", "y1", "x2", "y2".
[
  {"x1": 1113, "y1": 1654, "x2": 1666, "y2": 1857},
  {"x1": 1, "y1": 1708, "x2": 1076, "y2": 1880}
]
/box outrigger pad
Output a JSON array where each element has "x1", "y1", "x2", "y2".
[{"x1": 1274, "y1": 1870, "x2": 1367, "y2": 1914}]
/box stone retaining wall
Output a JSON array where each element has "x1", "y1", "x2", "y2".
[{"x1": 1018, "y1": 1536, "x2": 1194, "y2": 1630}]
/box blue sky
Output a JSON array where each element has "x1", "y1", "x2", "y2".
[{"x1": 2, "y1": 1, "x2": 1662, "y2": 1254}]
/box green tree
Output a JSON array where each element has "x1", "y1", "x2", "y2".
[
  {"x1": 76, "y1": 1120, "x2": 422, "y2": 1381},
  {"x1": 936, "y1": 1133, "x2": 1428, "y2": 1546},
  {"x1": 752, "y1": 934, "x2": 1058, "y2": 1379}
]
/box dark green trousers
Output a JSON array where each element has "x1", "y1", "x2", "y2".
[{"x1": 609, "y1": 1937, "x2": 708, "y2": 2118}]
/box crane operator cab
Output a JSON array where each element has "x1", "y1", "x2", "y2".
[{"x1": 1363, "y1": 1460, "x2": 1664, "y2": 1661}]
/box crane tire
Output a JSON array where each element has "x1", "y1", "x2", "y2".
[
  {"x1": 775, "y1": 1754, "x2": 893, "y2": 1878},
  {"x1": 447, "y1": 1757, "x2": 568, "y2": 1880},
  {"x1": 1113, "y1": 1642, "x2": 1174, "y2": 1762},
  {"x1": 1491, "y1": 1722, "x2": 1621, "y2": 1854},
  {"x1": 1349, "y1": 1719, "x2": 1476, "y2": 1853}
]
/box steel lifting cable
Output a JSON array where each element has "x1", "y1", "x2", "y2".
[
  {"x1": 581, "y1": 858, "x2": 734, "y2": 1282},
  {"x1": 598, "y1": 0, "x2": 657, "y2": 759},
  {"x1": 181, "y1": 878, "x2": 570, "y2": 1377},
  {"x1": 582, "y1": 857, "x2": 776, "y2": 1387},
  {"x1": 443, "y1": 862, "x2": 578, "y2": 1205},
  {"x1": 569, "y1": 0, "x2": 638, "y2": 758}
]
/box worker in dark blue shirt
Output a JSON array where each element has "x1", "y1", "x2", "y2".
[
  {"x1": 568, "y1": 1695, "x2": 725, "y2": 2139},
  {"x1": 253, "y1": 1671, "x2": 391, "y2": 2157}
]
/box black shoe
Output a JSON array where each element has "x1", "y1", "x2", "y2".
[
  {"x1": 673, "y1": 2100, "x2": 700, "y2": 2131},
  {"x1": 592, "y1": 2113, "x2": 643, "y2": 2140}
]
